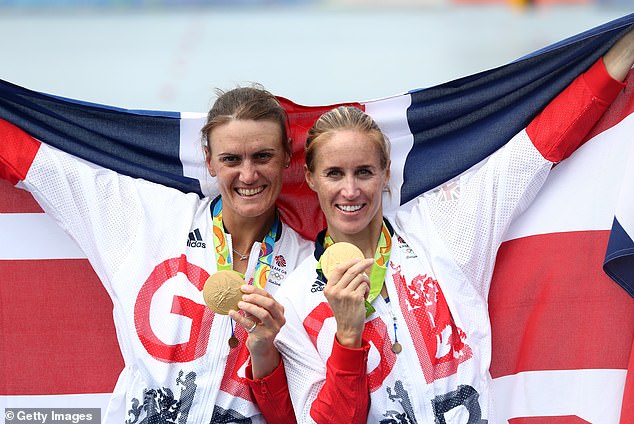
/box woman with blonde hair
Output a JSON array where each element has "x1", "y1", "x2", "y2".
[{"x1": 271, "y1": 29, "x2": 634, "y2": 423}]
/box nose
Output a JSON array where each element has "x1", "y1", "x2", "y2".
[
  {"x1": 341, "y1": 175, "x2": 360, "y2": 198},
  {"x1": 239, "y1": 162, "x2": 258, "y2": 184}
]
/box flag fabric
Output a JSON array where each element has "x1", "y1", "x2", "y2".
[{"x1": 1, "y1": 13, "x2": 633, "y2": 423}]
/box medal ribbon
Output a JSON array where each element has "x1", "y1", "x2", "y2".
[
  {"x1": 211, "y1": 198, "x2": 279, "y2": 288},
  {"x1": 321, "y1": 221, "x2": 392, "y2": 316}
]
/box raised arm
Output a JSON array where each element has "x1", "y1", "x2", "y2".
[
  {"x1": 0, "y1": 117, "x2": 191, "y2": 287},
  {"x1": 603, "y1": 27, "x2": 634, "y2": 82},
  {"x1": 402, "y1": 32, "x2": 633, "y2": 299}
]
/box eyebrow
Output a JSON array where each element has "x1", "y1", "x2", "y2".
[
  {"x1": 218, "y1": 147, "x2": 277, "y2": 155},
  {"x1": 252, "y1": 148, "x2": 276, "y2": 154},
  {"x1": 323, "y1": 164, "x2": 376, "y2": 170}
]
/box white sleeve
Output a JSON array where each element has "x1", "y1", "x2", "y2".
[
  {"x1": 397, "y1": 131, "x2": 552, "y2": 295},
  {"x1": 22, "y1": 143, "x2": 196, "y2": 284}
]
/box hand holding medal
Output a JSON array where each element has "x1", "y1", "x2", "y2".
[
  {"x1": 320, "y1": 242, "x2": 403, "y2": 354},
  {"x1": 227, "y1": 283, "x2": 287, "y2": 379},
  {"x1": 321, "y1": 230, "x2": 401, "y2": 354},
  {"x1": 320, "y1": 242, "x2": 375, "y2": 349},
  {"x1": 320, "y1": 242, "x2": 366, "y2": 282},
  {"x1": 206, "y1": 199, "x2": 284, "y2": 349}
]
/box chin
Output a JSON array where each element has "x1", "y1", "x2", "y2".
[
  {"x1": 333, "y1": 220, "x2": 371, "y2": 237},
  {"x1": 240, "y1": 207, "x2": 270, "y2": 218},
  {"x1": 240, "y1": 202, "x2": 277, "y2": 218}
]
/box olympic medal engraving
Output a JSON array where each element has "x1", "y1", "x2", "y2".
[
  {"x1": 203, "y1": 270, "x2": 245, "y2": 315},
  {"x1": 321, "y1": 242, "x2": 365, "y2": 280}
]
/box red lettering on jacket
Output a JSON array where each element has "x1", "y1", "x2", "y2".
[
  {"x1": 134, "y1": 255, "x2": 214, "y2": 363},
  {"x1": 391, "y1": 264, "x2": 472, "y2": 383},
  {"x1": 303, "y1": 302, "x2": 397, "y2": 392}
]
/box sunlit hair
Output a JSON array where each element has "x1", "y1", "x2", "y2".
[
  {"x1": 200, "y1": 84, "x2": 291, "y2": 157},
  {"x1": 305, "y1": 106, "x2": 390, "y2": 173}
]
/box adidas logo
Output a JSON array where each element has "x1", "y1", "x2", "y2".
[
  {"x1": 187, "y1": 228, "x2": 206, "y2": 248},
  {"x1": 311, "y1": 279, "x2": 325, "y2": 293}
]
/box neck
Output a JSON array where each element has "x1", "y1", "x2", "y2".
[
  {"x1": 222, "y1": 207, "x2": 277, "y2": 254},
  {"x1": 327, "y1": 216, "x2": 383, "y2": 259}
]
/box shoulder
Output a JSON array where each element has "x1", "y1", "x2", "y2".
[
  {"x1": 277, "y1": 222, "x2": 315, "y2": 261},
  {"x1": 274, "y1": 254, "x2": 320, "y2": 303}
]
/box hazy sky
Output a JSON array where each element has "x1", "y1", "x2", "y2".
[{"x1": 0, "y1": 4, "x2": 630, "y2": 111}]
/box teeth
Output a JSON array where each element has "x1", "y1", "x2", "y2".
[
  {"x1": 338, "y1": 204, "x2": 363, "y2": 212},
  {"x1": 237, "y1": 187, "x2": 265, "y2": 196}
]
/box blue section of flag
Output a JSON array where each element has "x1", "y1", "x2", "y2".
[
  {"x1": 402, "y1": 13, "x2": 634, "y2": 205},
  {"x1": 0, "y1": 78, "x2": 203, "y2": 195},
  {"x1": 604, "y1": 218, "x2": 634, "y2": 297}
]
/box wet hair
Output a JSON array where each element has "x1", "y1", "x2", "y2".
[
  {"x1": 304, "y1": 105, "x2": 390, "y2": 173},
  {"x1": 200, "y1": 84, "x2": 291, "y2": 157}
]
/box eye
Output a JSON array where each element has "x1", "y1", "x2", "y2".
[
  {"x1": 219, "y1": 155, "x2": 240, "y2": 164},
  {"x1": 254, "y1": 151, "x2": 274, "y2": 162},
  {"x1": 324, "y1": 169, "x2": 343, "y2": 178},
  {"x1": 356, "y1": 167, "x2": 374, "y2": 177}
]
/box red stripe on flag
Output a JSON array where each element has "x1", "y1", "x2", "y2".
[
  {"x1": 0, "y1": 259, "x2": 123, "y2": 395},
  {"x1": 621, "y1": 338, "x2": 634, "y2": 423},
  {"x1": 489, "y1": 230, "x2": 634, "y2": 378},
  {"x1": 0, "y1": 178, "x2": 42, "y2": 213}
]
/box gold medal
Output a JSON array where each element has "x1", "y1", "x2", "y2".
[
  {"x1": 391, "y1": 342, "x2": 402, "y2": 354},
  {"x1": 320, "y1": 242, "x2": 365, "y2": 280},
  {"x1": 203, "y1": 270, "x2": 245, "y2": 315}
]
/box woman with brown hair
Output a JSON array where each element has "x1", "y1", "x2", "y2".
[{"x1": 0, "y1": 85, "x2": 311, "y2": 423}]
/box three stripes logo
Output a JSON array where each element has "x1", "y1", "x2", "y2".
[
  {"x1": 311, "y1": 278, "x2": 325, "y2": 293},
  {"x1": 187, "y1": 228, "x2": 206, "y2": 248}
]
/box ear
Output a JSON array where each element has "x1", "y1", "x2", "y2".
[
  {"x1": 204, "y1": 146, "x2": 217, "y2": 177},
  {"x1": 304, "y1": 164, "x2": 316, "y2": 192},
  {"x1": 285, "y1": 151, "x2": 292, "y2": 169},
  {"x1": 385, "y1": 160, "x2": 391, "y2": 184},
  {"x1": 381, "y1": 162, "x2": 391, "y2": 192}
]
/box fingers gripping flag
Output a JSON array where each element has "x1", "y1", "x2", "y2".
[{"x1": 1, "y1": 13, "x2": 633, "y2": 422}]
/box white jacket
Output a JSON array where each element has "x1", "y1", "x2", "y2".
[
  {"x1": 17, "y1": 141, "x2": 313, "y2": 423},
  {"x1": 274, "y1": 59, "x2": 623, "y2": 424}
]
